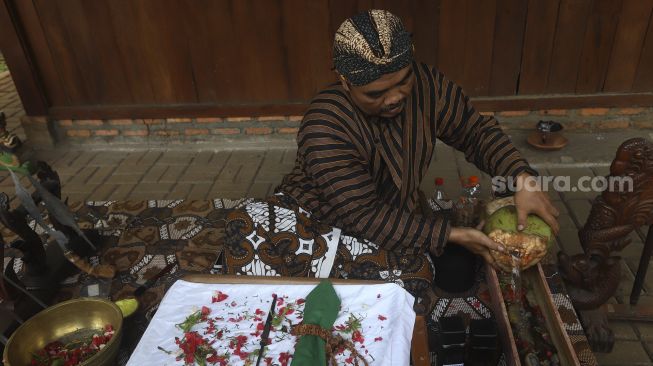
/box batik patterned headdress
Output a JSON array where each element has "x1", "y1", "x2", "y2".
[{"x1": 333, "y1": 9, "x2": 413, "y2": 86}]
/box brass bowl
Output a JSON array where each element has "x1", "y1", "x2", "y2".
[{"x1": 3, "y1": 297, "x2": 123, "y2": 366}]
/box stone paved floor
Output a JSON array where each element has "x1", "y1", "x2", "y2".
[{"x1": 2, "y1": 70, "x2": 653, "y2": 365}]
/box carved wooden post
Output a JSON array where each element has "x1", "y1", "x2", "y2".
[
  {"x1": 631, "y1": 226, "x2": 653, "y2": 305},
  {"x1": 558, "y1": 137, "x2": 653, "y2": 352}
]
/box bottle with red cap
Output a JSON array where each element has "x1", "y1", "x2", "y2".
[
  {"x1": 430, "y1": 177, "x2": 452, "y2": 212},
  {"x1": 454, "y1": 176, "x2": 482, "y2": 226}
]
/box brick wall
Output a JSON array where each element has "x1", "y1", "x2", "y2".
[
  {"x1": 488, "y1": 107, "x2": 653, "y2": 130},
  {"x1": 29, "y1": 107, "x2": 653, "y2": 144},
  {"x1": 52, "y1": 116, "x2": 303, "y2": 143}
]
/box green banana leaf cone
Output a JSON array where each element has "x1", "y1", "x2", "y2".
[{"x1": 291, "y1": 280, "x2": 341, "y2": 366}]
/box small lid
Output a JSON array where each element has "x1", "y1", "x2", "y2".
[
  {"x1": 435, "y1": 177, "x2": 444, "y2": 186},
  {"x1": 469, "y1": 176, "x2": 480, "y2": 185}
]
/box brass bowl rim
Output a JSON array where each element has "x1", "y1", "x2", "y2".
[{"x1": 3, "y1": 297, "x2": 124, "y2": 366}]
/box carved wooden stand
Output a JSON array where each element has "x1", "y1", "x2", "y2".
[
  {"x1": 0, "y1": 162, "x2": 87, "y2": 336},
  {"x1": 558, "y1": 137, "x2": 653, "y2": 352}
]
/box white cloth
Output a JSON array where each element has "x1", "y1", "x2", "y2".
[{"x1": 127, "y1": 280, "x2": 416, "y2": 366}]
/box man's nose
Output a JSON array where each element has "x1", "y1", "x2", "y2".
[{"x1": 385, "y1": 90, "x2": 403, "y2": 106}]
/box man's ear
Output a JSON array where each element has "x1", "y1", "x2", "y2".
[{"x1": 338, "y1": 74, "x2": 350, "y2": 92}]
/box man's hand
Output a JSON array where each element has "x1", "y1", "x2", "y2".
[
  {"x1": 514, "y1": 172, "x2": 560, "y2": 234},
  {"x1": 447, "y1": 223, "x2": 505, "y2": 268}
]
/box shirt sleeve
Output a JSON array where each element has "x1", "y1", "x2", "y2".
[
  {"x1": 433, "y1": 69, "x2": 539, "y2": 180},
  {"x1": 299, "y1": 118, "x2": 451, "y2": 256}
]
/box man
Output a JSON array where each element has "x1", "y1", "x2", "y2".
[{"x1": 223, "y1": 10, "x2": 558, "y2": 311}]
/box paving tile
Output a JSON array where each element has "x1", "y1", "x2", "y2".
[
  {"x1": 159, "y1": 165, "x2": 188, "y2": 183},
  {"x1": 216, "y1": 191, "x2": 249, "y2": 199},
  {"x1": 593, "y1": 340, "x2": 652, "y2": 365},
  {"x1": 178, "y1": 167, "x2": 220, "y2": 183},
  {"x1": 104, "y1": 173, "x2": 142, "y2": 185},
  {"x1": 141, "y1": 165, "x2": 168, "y2": 183},
  {"x1": 556, "y1": 214, "x2": 577, "y2": 231},
  {"x1": 433, "y1": 144, "x2": 457, "y2": 163},
  {"x1": 87, "y1": 166, "x2": 116, "y2": 185},
  {"x1": 120, "y1": 151, "x2": 148, "y2": 165},
  {"x1": 550, "y1": 200, "x2": 570, "y2": 217},
  {"x1": 167, "y1": 183, "x2": 193, "y2": 200},
  {"x1": 262, "y1": 149, "x2": 284, "y2": 165},
  {"x1": 556, "y1": 228, "x2": 583, "y2": 255},
  {"x1": 111, "y1": 184, "x2": 135, "y2": 200},
  {"x1": 254, "y1": 170, "x2": 286, "y2": 184},
  {"x1": 566, "y1": 199, "x2": 593, "y2": 227},
  {"x1": 88, "y1": 152, "x2": 127, "y2": 166},
  {"x1": 187, "y1": 183, "x2": 213, "y2": 200},
  {"x1": 131, "y1": 183, "x2": 175, "y2": 197},
  {"x1": 232, "y1": 151, "x2": 265, "y2": 167},
  {"x1": 281, "y1": 149, "x2": 297, "y2": 164},
  {"x1": 235, "y1": 164, "x2": 260, "y2": 183},
  {"x1": 88, "y1": 184, "x2": 117, "y2": 201},
  {"x1": 548, "y1": 167, "x2": 599, "y2": 200},
  {"x1": 247, "y1": 182, "x2": 272, "y2": 198},
  {"x1": 216, "y1": 161, "x2": 240, "y2": 182},
  {"x1": 209, "y1": 150, "x2": 232, "y2": 167},
  {"x1": 635, "y1": 323, "x2": 653, "y2": 342},
  {"x1": 67, "y1": 166, "x2": 97, "y2": 186},
  {"x1": 112, "y1": 163, "x2": 151, "y2": 175},
  {"x1": 137, "y1": 151, "x2": 162, "y2": 166},
  {"x1": 212, "y1": 181, "x2": 249, "y2": 194},
  {"x1": 72, "y1": 151, "x2": 100, "y2": 167},
  {"x1": 157, "y1": 151, "x2": 196, "y2": 165},
  {"x1": 615, "y1": 261, "x2": 640, "y2": 303},
  {"x1": 192, "y1": 151, "x2": 215, "y2": 165},
  {"x1": 609, "y1": 320, "x2": 639, "y2": 341},
  {"x1": 592, "y1": 165, "x2": 611, "y2": 177}
]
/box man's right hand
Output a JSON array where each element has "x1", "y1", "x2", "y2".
[{"x1": 446, "y1": 225, "x2": 506, "y2": 269}]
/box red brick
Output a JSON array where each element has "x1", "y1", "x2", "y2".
[
  {"x1": 143, "y1": 119, "x2": 164, "y2": 125},
  {"x1": 500, "y1": 120, "x2": 536, "y2": 130},
  {"x1": 498, "y1": 110, "x2": 530, "y2": 117},
  {"x1": 289, "y1": 115, "x2": 303, "y2": 122},
  {"x1": 123, "y1": 129, "x2": 149, "y2": 137},
  {"x1": 67, "y1": 129, "x2": 91, "y2": 137},
  {"x1": 633, "y1": 120, "x2": 653, "y2": 129},
  {"x1": 94, "y1": 129, "x2": 119, "y2": 136},
  {"x1": 563, "y1": 121, "x2": 591, "y2": 130},
  {"x1": 226, "y1": 117, "x2": 251, "y2": 122},
  {"x1": 58, "y1": 119, "x2": 73, "y2": 127},
  {"x1": 76, "y1": 119, "x2": 103, "y2": 126},
  {"x1": 155, "y1": 130, "x2": 180, "y2": 136},
  {"x1": 167, "y1": 118, "x2": 192, "y2": 123},
  {"x1": 539, "y1": 109, "x2": 568, "y2": 116},
  {"x1": 257, "y1": 116, "x2": 286, "y2": 122},
  {"x1": 245, "y1": 127, "x2": 272, "y2": 135},
  {"x1": 580, "y1": 108, "x2": 609, "y2": 116},
  {"x1": 277, "y1": 127, "x2": 299, "y2": 134},
  {"x1": 211, "y1": 128, "x2": 240, "y2": 135},
  {"x1": 196, "y1": 117, "x2": 223, "y2": 123},
  {"x1": 108, "y1": 119, "x2": 133, "y2": 125},
  {"x1": 184, "y1": 128, "x2": 209, "y2": 136},
  {"x1": 619, "y1": 108, "x2": 645, "y2": 115},
  {"x1": 594, "y1": 119, "x2": 629, "y2": 129}
]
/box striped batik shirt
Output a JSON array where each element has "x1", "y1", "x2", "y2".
[{"x1": 278, "y1": 62, "x2": 537, "y2": 256}]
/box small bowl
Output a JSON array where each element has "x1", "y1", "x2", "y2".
[{"x1": 3, "y1": 297, "x2": 123, "y2": 366}]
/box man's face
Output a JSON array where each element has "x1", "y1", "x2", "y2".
[{"x1": 340, "y1": 65, "x2": 415, "y2": 118}]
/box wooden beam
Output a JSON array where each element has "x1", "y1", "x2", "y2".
[
  {"x1": 0, "y1": 0, "x2": 48, "y2": 115},
  {"x1": 472, "y1": 92, "x2": 653, "y2": 111},
  {"x1": 46, "y1": 92, "x2": 653, "y2": 120}
]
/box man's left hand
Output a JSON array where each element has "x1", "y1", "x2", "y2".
[{"x1": 514, "y1": 173, "x2": 560, "y2": 234}]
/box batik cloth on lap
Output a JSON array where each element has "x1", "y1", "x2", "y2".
[{"x1": 223, "y1": 193, "x2": 436, "y2": 310}]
